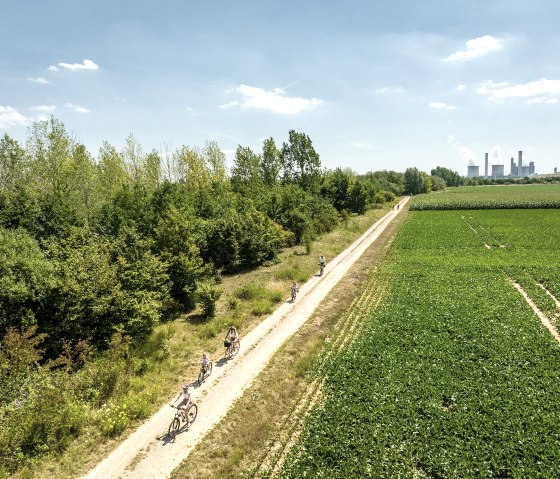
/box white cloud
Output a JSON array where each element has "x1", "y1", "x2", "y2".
[
  {"x1": 223, "y1": 84, "x2": 322, "y2": 114},
  {"x1": 527, "y1": 96, "x2": 558, "y2": 105},
  {"x1": 374, "y1": 87, "x2": 403, "y2": 94},
  {"x1": 478, "y1": 78, "x2": 560, "y2": 103},
  {"x1": 66, "y1": 103, "x2": 91, "y2": 113},
  {"x1": 447, "y1": 134, "x2": 457, "y2": 144},
  {"x1": 444, "y1": 35, "x2": 503, "y2": 62},
  {"x1": 0, "y1": 106, "x2": 29, "y2": 128},
  {"x1": 57, "y1": 59, "x2": 99, "y2": 71},
  {"x1": 30, "y1": 105, "x2": 56, "y2": 112},
  {"x1": 219, "y1": 100, "x2": 240, "y2": 109},
  {"x1": 457, "y1": 84, "x2": 466, "y2": 91},
  {"x1": 27, "y1": 77, "x2": 49, "y2": 84},
  {"x1": 48, "y1": 65, "x2": 58, "y2": 71},
  {"x1": 429, "y1": 102, "x2": 456, "y2": 110}
]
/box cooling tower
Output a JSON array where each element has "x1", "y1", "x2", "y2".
[
  {"x1": 467, "y1": 165, "x2": 480, "y2": 178},
  {"x1": 491, "y1": 165, "x2": 504, "y2": 178}
]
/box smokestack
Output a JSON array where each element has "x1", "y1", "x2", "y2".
[
  {"x1": 518, "y1": 151, "x2": 523, "y2": 177},
  {"x1": 510, "y1": 157, "x2": 516, "y2": 176},
  {"x1": 529, "y1": 161, "x2": 535, "y2": 175},
  {"x1": 555, "y1": 167, "x2": 558, "y2": 174},
  {"x1": 485, "y1": 153, "x2": 488, "y2": 178}
]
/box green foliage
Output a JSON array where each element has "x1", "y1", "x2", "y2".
[
  {"x1": 234, "y1": 282, "x2": 268, "y2": 301},
  {"x1": 274, "y1": 263, "x2": 307, "y2": 283},
  {"x1": 197, "y1": 280, "x2": 222, "y2": 318},
  {"x1": 281, "y1": 129, "x2": 322, "y2": 193},
  {"x1": 250, "y1": 299, "x2": 273, "y2": 316},
  {"x1": 0, "y1": 228, "x2": 54, "y2": 333},
  {"x1": 404, "y1": 166, "x2": 431, "y2": 195},
  {"x1": 431, "y1": 166, "x2": 462, "y2": 187},
  {"x1": 153, "y1": 208, "x2": 206, "y2": 309}
]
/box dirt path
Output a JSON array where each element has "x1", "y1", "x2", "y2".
[{"x1": 81, "y1": 198, "x2": 409, "y2": 479}]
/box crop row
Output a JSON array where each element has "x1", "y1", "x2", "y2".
[
  {"x1": 277, "y1": 208, "x2": 560, "y2": 478},
  {"x1": 410, "y1": 184, "x2": 560, "y2": 210}
]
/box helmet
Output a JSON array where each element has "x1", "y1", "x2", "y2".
[{"x1": 183, "y1": 383, "x2": 189, "y2": 389}]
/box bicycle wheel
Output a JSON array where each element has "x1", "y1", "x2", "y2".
[
  {"x1": 198, "y1": 369, "x2": 204, "y2": 384},
  {"x1": 168, "y1": 417, "x2": 180, "y2": 439},
  {"x1": 232, "y1": 339, "x2": 240, "y2": 356},
  {"x1": 186, "y1": 404, "x2": 198, "y2": 425},
  {"x1": 206, "y1": 362, "x2": 213, "y2": 377}
]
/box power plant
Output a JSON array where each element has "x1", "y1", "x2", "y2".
[{"x1": 467, "y1": 150, "x2": 536, "y2": 178}]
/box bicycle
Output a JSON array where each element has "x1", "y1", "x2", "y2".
[
  {"x1": 290, "y1": 287, "x2": 299, "y2": 302},
  {"x1": 318, "y1": 262, "x2": 325, "y2": 276},
  {"x1": 224, "y1": 338, "x2": 240, "y2": 358},
  {"x1": 198, "y1": 361, "x2": 213, "y2": 384},
  {"x1": 168, "y1": 403, "x2": 198, "y2": 439}
]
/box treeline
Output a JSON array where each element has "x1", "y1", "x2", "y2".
[{"x1": 1, "y1": 118, "x2": 404, "y2": 356}]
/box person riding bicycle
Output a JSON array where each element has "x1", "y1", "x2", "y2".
[
  {"x1": 171, "y1": 384, "x2": 192, "y2": 420},
  {"x1": 291, "y1": 281, "x2": 298, "y2": 300},
  {"x1": 199, "y1": 352, "x2": 211, "y2": 372},
  {"x1": 225, "y1": 326, "x2": 238, "y2": 345},
  {"x1": 319, "y1": 255, "x2": 326, "y2": 274}
]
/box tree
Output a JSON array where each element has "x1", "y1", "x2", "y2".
[
  {"x1": 431, "y1": 166, "x2": 462, "y2": 187},
  {"x1": 0, "y1": 134, "x2": 26, "y2": 191},
  {"x1": 153, "y1": 208, "x2": 208, "y2": 309},
  {"x1": 404, "y1": 167, "x2": 430, "y2": 195},
  {"x1": 231, "y1": 145, "x2": 263, "y2": 196},
  {"x1": 260, "y1": 137, "x2": 283, "y2": 186},
  {"x1": 0, "y1": 228, "x2": 54, "y2": 334},
  {"x1": 97, "y1": 141, "x2": 129, "y2": 201},
  {"x1": 281, "y1": 130, "x2": 322, "y2": 193}
]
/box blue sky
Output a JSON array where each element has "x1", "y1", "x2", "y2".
[{"x1": 2, "y1": 0, "x2": 560, "y2": 175}]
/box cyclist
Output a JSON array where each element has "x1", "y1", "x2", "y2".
[
  {"x1": 225, "y1": 326, "x2": 238, "y2": 345},
  {"x1": 318, "y1": 255, "x2": 327, "y2": 275},
  {"x1": 199, "y1": 352, "x2": 211, "y2": 373},
  {"x1": 291, "y1": 281, "x2": 298, "y2": 301},
  {"x1": 171, "y1": 383, "x2": 192, "y2": 421}
]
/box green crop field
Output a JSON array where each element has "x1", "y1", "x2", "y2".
[
  {"x1": 410, "y1": 184, "x2": 560, "y2": 210},
  {"x1": 277, "y1": 207, "x2": 560, "y2": 478}
]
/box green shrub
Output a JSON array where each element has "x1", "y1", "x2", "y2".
[
  {"x1": 197, "y1": 280, "x2": 222, "y2": 318},
  {"x1": 97, "y1": 402, "x2": 129, "y2": 437},
  {"x1": 268, "y1": 289, "x2": 284, "y2": 304},
  {"x1": 275, "y1": 264, "x2": 303, "y2": 281},
  {"x1": 234, "y1": 283, "x2": 267, "y2": 301},
  {"x1": 250, "y1": 300, "x2": 273, "y2": 316}
]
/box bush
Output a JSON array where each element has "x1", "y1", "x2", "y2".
[
  {"x1": 268, "y1": 289, "x2": 284, "y2": 304},
  {"x1": 97, "y1": 402, "x2": 129, "y2": 437},
  {"x1": 234, "y1": 282, "x2": 268, "y2": 301},
  {"x1": 250, "y1": 300, "x2": 273, "y2": 316},
  {"x1": 197, "y1": 280, "x2": 222, "y2": 318}
]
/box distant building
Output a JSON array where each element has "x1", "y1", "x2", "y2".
[
  {"x1": 491, "y1": 165, "x2": 505, "y2": 178},
  {"x1": 467, "y1": 165, "x2": 480, "y2": 178}
]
